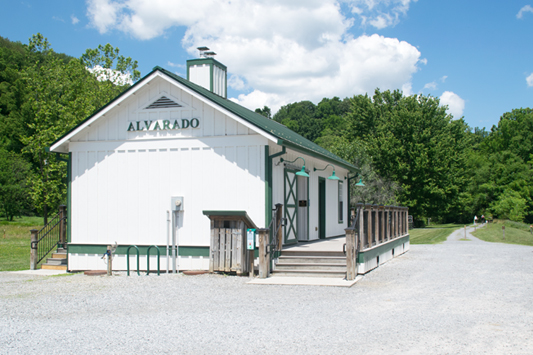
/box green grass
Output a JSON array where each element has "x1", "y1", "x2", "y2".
[
  {"x1": 472, "y1": 220, "x2": 533, "y2": 246},
  {"x1": 0, "y1": 218, "x2": 44, "y2": 271},
  {"x1": 410, "y1": 224, "x2": 462, "y2": 244}
]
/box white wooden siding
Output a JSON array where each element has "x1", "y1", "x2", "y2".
[{"x1": 269, "y1": 143, "x2": 349, "y2": 242}]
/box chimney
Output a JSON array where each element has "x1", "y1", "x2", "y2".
[{"x1": 187, "y1": 47, "x2": 227, "y2": 98}]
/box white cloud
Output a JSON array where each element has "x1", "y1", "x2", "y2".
[
  {"x1": 86, "y1": 0, "x2": 422, "y2": 112},
  {"x1": 517, "y1": 5, "x2": 533, "y2": 19},
  {"x1": 87, "y1": 65, "x2": 133, "y2": 86},
  {"x1": 440, "y1": 75, "x2": 447, "y2": 83},
  {"x1": 71, "y1": 15, "x2": 80, "y2": 24},
  {"x1": 423, "y1": 81, "x2": 437, "y2": 90},
  {"x1": 440, "y1": 91, "x2": 465, "y2": 118},
  {"x1": 346, "y1": 0, "x2": 417, "y2": 29},
  {"x1": 526, "y1": 73, "x2": 533, "y2": 87}
]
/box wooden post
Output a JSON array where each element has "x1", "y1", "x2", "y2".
[
  {"x1": 345, "y1": 228, "x2": 357, "y2": 281},
  {"x1": 502, "y1": 225, "x2": 505, "y2": 240},
  {"x1": 373, "y1": 205, "x2": 379, "y2": 245},
  {"x1": 257, "y1": 228, "x2": 269, "y2": 279},
  {"x1": 358, "y1": 204, "x2": 364, "y2": 250},
  {"x1": 107, "y1": 245, "x2": 112, "y2": 276},
  {"x1": 405, "y1": 208, "x2": 409, "y2": 235},
  {"x1": 366, "y1": 204, "x2": 372, "y2": 247},
  {"x1": 30, "y1": 229, "x2": 38, "y2": 270},
  {"x1": 249, "y1": 249, "x2": 254, "y2": 278},
  {"x1": 380, "y1": 206, "x2": 385, "y2": 243},
  {"x1": 275, "y1": 203, "x2": 283, "y2": 250},
  {"x1": 59, "y1": 205, "x2": 66, "y2": 247}
]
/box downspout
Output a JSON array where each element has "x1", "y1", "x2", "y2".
[{"x1": 265, "y1": 145, "x2": 286, "y2": 227}]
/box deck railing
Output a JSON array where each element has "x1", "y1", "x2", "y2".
[{"x1": 346, "y1": 204, "x2": 409, "y2": 280}]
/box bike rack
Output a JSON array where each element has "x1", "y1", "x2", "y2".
[
  {"x1": 126, "y1": 245, "x2": 140, "y2": 276},
  {"x1": 146, "y1": 245, "x2": 161, "y2": 276}
]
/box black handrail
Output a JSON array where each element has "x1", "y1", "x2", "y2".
[{"x1": 32, "y1": 209, "x2": 67, "y2": 265}]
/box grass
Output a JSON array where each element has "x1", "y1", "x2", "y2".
[
  {"x1": 409, "y1": 224, "x2": 463, "y2": 244},
  {"x1": 0, "y1": 216, "x2": 44, "y2": 271},
  {"x1": 472, "y1": 220, "x2": 533, "y2": 246}
]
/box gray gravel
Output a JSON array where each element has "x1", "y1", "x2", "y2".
[{"x1": 2, "y1": 226, "x2": 533, "y2": 354}]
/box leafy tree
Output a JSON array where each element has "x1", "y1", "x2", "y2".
[
  {"x1": 81, "y1": 43, "x2": 140, "y2": 84},
  {"x1": 273, "y1": 101, "x2": 321, "y2": 141},
  {"x1": 490, "y1": 189, "x2": 527, "y2": 222},
  {"x1": 19, "y1": 34, "x2": 139, "y2": 223},
  {"x1": 254, "y1": 106, "x2": 272, "y2": 119},
  {"x1": 0, "y1": 150, "x2": 32, "y2": 220}
]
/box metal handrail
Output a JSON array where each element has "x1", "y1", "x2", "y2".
[
  {"x1": 146, "y1": 245, "x2": 160, "y2": 276},
  {"x1": 267, "y1": 204, "x2": 284, "y2": 260},
  {"x1": 126, "y1": 245, "x2": 140, "y2": 276},
  {"x1": 32, "y1": 210, "x2": 66, "y2": 265}
]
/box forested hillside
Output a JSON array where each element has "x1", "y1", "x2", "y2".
[
  {"x1": 0, "y1": 34, "x2": 138, "y2": 222},
  {"x1": 271, "y1": 92, "x2": 533, "y2": 224}
]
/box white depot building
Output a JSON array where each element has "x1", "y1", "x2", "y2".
[{"x1": 50, "y1": 50, "x2": 358, "y2": 272}]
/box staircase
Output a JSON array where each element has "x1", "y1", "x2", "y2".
[
  {"x1": 41, "y1": 247, "x2": 67, "y2": 270},
  {"x1": 272, "y1": 249, "x2": 346, "y2": 278}
]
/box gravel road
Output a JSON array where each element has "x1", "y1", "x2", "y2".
[{"x1": 2, "y1": 225, "x2": 533, "y2": 354}]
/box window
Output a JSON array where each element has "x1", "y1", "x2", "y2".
[{"x1": 338, "y1": 181, "x2": 344, "y2": 223}]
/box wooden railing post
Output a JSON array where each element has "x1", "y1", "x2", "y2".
[
  {"x1": 275, "y1": 203, "x2": 283, "y2": 251},
  {"x1": 357, "y1": 204, "x2": 364, "y2": 249},
  {"x1": 30, "y1": 229, "x2": 38, "y2": 270},
  {"x1": 373, "y1": 205, "x2": 379, "y2": 246},
  {"x1": 345, "y1": 228, "x2": 357, "y2": 281},
  {"x1": 258, "y1": 228, "x2": 270, "y2": 279},
  {"x1": 59, "y1": 205, "x2": 66, "y2": 247}
]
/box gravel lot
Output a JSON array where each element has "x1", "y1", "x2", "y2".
[{"x1": 2, "y1": 226, "x2": 533, "y2": 354}]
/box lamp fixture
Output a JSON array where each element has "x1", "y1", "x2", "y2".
[
  {"x1": 279, "y1": 157, "x2": 309, "y2": 178},
  {"x1": 355, "y1": 178, "x2": 365, "y2": 187},
  {"x1": 314, "y1": 164, "x2": 340, "y2": 180}
]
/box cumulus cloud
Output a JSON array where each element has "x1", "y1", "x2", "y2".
[
  {"x1": 86, "y1": 0, "x2": 421, "y2": 112},
  {"x1": 526, "y1": 73, "x2": 533, "y2": 87},
  {"x1": 440, "y1": 75, "x2": 447, "y2": 83},
  {"x1": 71, "y1": 15, "x2": 80, "y2": 24},
  {"x1": 346, "y1": 0, "x2": 417, "y2": 29},
  {"x1": 517, "y1": 5, "x2": 533, "y2": 19},
  {"x1": 440, "y1": 91, "x2": 465, "y2": 118}
]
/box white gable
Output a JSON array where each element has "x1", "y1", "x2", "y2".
[{"x1": 50, "y1": 71, "x2": 277, "y2": 153}]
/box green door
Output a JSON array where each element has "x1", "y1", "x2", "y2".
[
  {"x1": 284, "y1": 169, "x2": 298, "y2": 244},
  {"x1": 319, "y1": 177, "x2": 326, "y2": 239}
]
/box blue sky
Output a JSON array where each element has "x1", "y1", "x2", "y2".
[{"x1": 1, "y1": 0, "x2": 532, "y2": 130}]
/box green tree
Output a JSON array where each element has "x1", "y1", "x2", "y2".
[
  {"x1": 0, "y1": 150, "x2": 32, "y2": 220},
  {"x1": 254, "y1": 106, "x2": 272, "y2": 119},
  {"x1": 273, "y1": 101, "x2": 321, "y2": 141},
  {"x1": 20, "y1": 34, "x2": 139, "y2": 223}
]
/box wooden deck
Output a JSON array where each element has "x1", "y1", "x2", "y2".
[{"x1": 282, "y1": 236, "x2": 346, "y2": 253}]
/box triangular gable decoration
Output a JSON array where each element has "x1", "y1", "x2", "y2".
[{"x1": 145, "y1": 96, "x2": 182, "y2": 109}]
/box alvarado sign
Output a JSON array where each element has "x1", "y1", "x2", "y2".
[{"x1": 127, "y1": 118, "x2": 200, "y2": 132}]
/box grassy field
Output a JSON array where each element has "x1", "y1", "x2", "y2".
[
  {"x1": 0, "y1": 216, "x2": 44, "y2": 271},
  {"x1": 472, "y1": 220, "x2": 533, "y2": 246},
  {"x1": 409, "y1": 224, "x2": 462, "y2": 244}
]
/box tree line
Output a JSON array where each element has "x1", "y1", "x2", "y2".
[
  {"x1": 260, "y1": 92, "x2": 533, "y2": 224},
  {"x1": 0, "y1": 34, "x2": 138, "y2": 222},
  {"x1": 0, "y1": 33, "x2": 530, "y2": 225}
]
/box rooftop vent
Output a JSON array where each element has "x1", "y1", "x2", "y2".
[{"x1": 198, "y1": 46, "x2": 217, "y2": 58}]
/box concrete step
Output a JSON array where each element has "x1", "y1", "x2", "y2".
[
  {"x1": 41, "y1": 264, "x2": 68, "y2": 271},
  {"x1": 275, "y1": 263, "x2": 346, "y2": 271},
  {"x1": 281, "y1": 250, "x2": 345, "y2": 258},
  {"x1": 44, "y1": 258, "x2": 67, "y2": 266},
  {"x1": 271, "y1": 269, "x2": 346, "y2": 278},
  {"x1": 277, "y1": 256, "x2": 346, "y2": 264}
]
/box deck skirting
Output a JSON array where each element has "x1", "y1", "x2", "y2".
[{"x1": 357, "y1": 235, "x2": 410, "y2": 274}]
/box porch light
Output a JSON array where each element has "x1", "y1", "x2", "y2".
[
  {"x1": 314, "y1": 164, "x2": 340, "y2": 180},
  {"x1": 355, "y1": 178, "x2": 365, "y2": 187},
  {"x1": 280, "y1": 157, "x2": 309, "y2": 178}
]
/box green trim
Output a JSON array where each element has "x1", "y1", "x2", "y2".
[
  {"x1": 277, "y1": 139, "x2": 356, "y2": 172},
  {"x1": 357, "y1": 235, "x2": 410, "y2": 263},
  {"x1": 338, "y1": 180, "x2": 344, "y2": 224},
  {"x1": 318, "y1": 177, "x2": 326, "y2": 239},
  {"x1": 68, "y1": 244, "x2": 210, "y2": 257},
  {"x1": 265, "y1": 145, "x2": 270, "y2": 228}
]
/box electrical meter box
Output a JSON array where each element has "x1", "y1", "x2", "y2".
[
  {"x1": 246, "y1": 229, "x2": 256, "y2": 250},
  {"x1": 171, "y1": 196, "x2": 184, "y2": 211}
]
